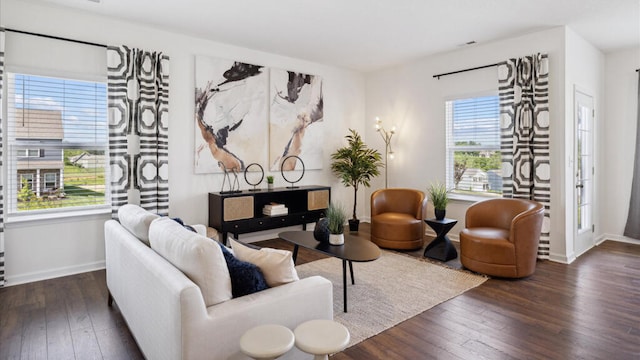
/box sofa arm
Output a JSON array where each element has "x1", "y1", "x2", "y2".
[{"x1": 181, "y1": 276, "x2": 333, "y2": 360}]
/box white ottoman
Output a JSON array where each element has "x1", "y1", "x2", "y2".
[
  {"x1": 240, "y1": 324, "x2": 295, "y2": 360},
  {"x1": 294, "y1": 319, "x2": 350, "y2": 360}
]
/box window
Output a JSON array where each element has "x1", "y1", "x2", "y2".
[
  {"x1": 17, "y1": 149, "x2": 42, "y2": 158},
  {"x1": 44, "y1": 173, "x2": 58, "y2": 190},
  {"x1": 445, "y1": 95, "x2": 502, "y2": 197},
  {"x1": 7, "y1": 73, "x2": 109, "y2": 213},
  {"x1": 19, "y1": 173, "x2": 34, "y2": 190}
]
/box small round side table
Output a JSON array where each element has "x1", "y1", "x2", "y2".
[
  {"x1": 294, "y1": 319, "x2": 350, "y2": 360},
  {"x1": 240, "y1": 324, "x2": 295, "y2": 360}
]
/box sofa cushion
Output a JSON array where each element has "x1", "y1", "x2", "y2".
[
  {"x1": 218, "y1": 244, "x2": 269, "y2": 298},
  {"x1": 149, "y1": 217, "x2": 232, "y2": 306},
  {"x1": 118, "y1": 204, "x2": 160, "y2": 245},
  {"x1": 229, "y1": 238, "x2": 299, "y2": 287}
]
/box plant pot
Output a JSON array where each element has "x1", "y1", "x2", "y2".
[
  {"x1": 348, "y1": 219, "x2": 360, "y2": 232},
  {"x1": 329, "y1": 233, "x2": 344, "y2": 245},
  {"x1": 435, "y1": 208, "x2": 446, "y2": 220},
  {"x1": 267, "y1": 183, "x2": 274, "y2": 190}
]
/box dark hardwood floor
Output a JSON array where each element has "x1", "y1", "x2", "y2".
[{"x1": 2, "y1": 225, "x2": 639, "y2": 359}]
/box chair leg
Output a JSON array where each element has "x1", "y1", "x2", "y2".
[{"x1": 107, "y1": 290, "x2": 114, "y2": 307}]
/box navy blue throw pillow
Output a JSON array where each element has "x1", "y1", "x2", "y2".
[{"x1": 218, "y1": 244, "x2": 269, "y2": 298}]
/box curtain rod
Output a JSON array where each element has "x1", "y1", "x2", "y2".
[
  {"x1": 3, "y1": 28, "x2": 107, "y2": 48},
  {"x1": 433, "y1": 62, "x2": 502, "y2": 80}
]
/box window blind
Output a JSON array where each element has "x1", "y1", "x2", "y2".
[
  {"x1": 7, "y1": 73, "x2": 109, "y2": 213},
  {"x1": 445, "y1": 95, "x2": 502, "y2": 196}
]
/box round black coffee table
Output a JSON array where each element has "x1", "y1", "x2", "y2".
[{"x1": 278, "y1": 231, "x2": 380, "y2": 312}]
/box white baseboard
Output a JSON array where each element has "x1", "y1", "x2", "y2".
[
  {"x1": 597, "y1": 233, "x2": 640, "y2": 246},
  {"x1": 5, "y1": 260, "x2": 106, "y2": 287}
]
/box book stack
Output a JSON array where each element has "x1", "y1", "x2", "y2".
[{"x1": 263, "y1": 202, "x2": 288, "y2": 216}]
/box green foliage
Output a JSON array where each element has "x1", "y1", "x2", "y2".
[
  {"x1": 453, "y1": 150, "x2": 500, "y2": 189},
  {"x1": 428, "y1": 182, "x2": 450, "y2": 210},
  {"x1": 326, "y1": 202, "x2": 347, "y2": 234},
  {"x1": 18, "y1": 178, "x2": 36, "y2": 204},
  {"x1": 266, "y1": 175, "x2": 274, "y2": 184},
  {"x1": 330, "y1": 129, "x2": 383, "y2": 220}
]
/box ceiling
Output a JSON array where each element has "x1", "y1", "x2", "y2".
[{"x1": 36, "y1": 0, "x2": 640, "y2": 72}]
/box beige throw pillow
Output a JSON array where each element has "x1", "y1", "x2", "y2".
[
  {"x1": 150, "y1": 217, "x2": 232, "y2": 306},
  {"x1": 229, "y1": 238, "x2": 299, "y2": 287},
  {"x1": 118, "y1": 204, "x2": 160, "y2": 245}
]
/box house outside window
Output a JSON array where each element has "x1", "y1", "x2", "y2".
[
  {"x1": 445, "y1": 95, "x2": 502, "y2": 197},
  {"x1": 7, "y1": 73, "x2": 109, "y2": 213}
]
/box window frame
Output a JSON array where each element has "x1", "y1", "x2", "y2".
[
  {"x1": 445, "y1": 92, "x2": 502, "y2": 201},
  {"x1": 5, "y1": 69, "x2": 111, "y2": 219}
]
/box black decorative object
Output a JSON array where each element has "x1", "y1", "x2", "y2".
[
  {"x1": 313, "y1": 218, "x2": 330, "y2": 243},
  {"x1": 435, "y1": 209, "x2": 446, "y2": 220},
  {"x1": 280, "y1": 155, "x2": 305, "y2": 189},
  {"x1": 244, "y1": 163, "x2": 264, "y2": 191}
]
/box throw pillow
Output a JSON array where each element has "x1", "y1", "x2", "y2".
[
  {"x1": 149, "y1": 217, "x2": 232, "y2": 306},
  {"x1": 118, "y1": 204, "x2": 160, "y2": 245},
  {"x1": 229, "y1": 238, "x2": 299, "y2": 287},
  {"x1": 171, "y1": 217, "x2": 197, "y2": 233},
  {"x1": 218, "y1": 244, "x2": 269, "y2": 298}
]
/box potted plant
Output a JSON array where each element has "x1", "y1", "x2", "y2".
[
  {"x1": 326, "y1": 202, "x2": 347, "y2": 245},
  {"x1": 330, "y1": 129, "x2": 383, "y2": 232},
  {"x1": 266, "y1": 175, "x2": 274, "y2": 190},
  {"x1": 428, "y1": 182, "x2": 449, "y2": 220}
]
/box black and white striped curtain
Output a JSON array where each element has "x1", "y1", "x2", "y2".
[
  {"x1": 0, "y1": 29, "x2": 5, "y2": 286},
  {"x1": 498, "y1": 53, "x2": 551, "y2": 259},
  {"x1": 624, "y1": 72, "x2": 640, "y2": 239},
  {"x1": 107, "y1": 46, "x2": 170, "y2": 217}
]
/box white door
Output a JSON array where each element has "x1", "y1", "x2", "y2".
[{"x1": 574, "y1": 90, "x2": 594, "y2": 256}]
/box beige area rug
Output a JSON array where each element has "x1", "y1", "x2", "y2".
[{"x1": 295, "y1": 250, "x2": 487, "y2": 347}]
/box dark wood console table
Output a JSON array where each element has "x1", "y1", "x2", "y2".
[{"x1": 209, "y1": 185, "x2": 330, "y2": 245}]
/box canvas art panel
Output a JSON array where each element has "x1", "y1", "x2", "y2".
[
  {"x1": 194, "y1": 56, "x2": 268, "y2": 174},
  {"x1": 269, "y1": 69, "x2": 324, "y2": 171}
]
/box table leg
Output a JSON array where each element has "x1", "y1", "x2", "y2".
[
  {"x1": 342, "y1": 259, "x2": 347, "y2": 313},
  {"x1": 349, "y1": 261, "x2": 354, "y2": 285},
  {"x1": 292, "y1": 245, "x2": 299, "y2": 264}
]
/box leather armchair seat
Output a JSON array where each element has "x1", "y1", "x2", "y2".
[
  {"x1": 460, "y1": 198, "x2": 544, "y2": 278},
  {"x1": 371, "y1": 188, "x2": 427, "y2": 250}
]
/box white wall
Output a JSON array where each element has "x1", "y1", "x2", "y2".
[
  {"x1": 602, "y1": 47, "x2": 640, "y2": 244},
  {"x1": 365, "y1": 27, "x2": 573, "y2": 260},
  {"x1": 1, "y1": 0, "x2": 365, "y2": 284}
]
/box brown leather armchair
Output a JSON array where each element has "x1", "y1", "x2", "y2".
[
  {"x1": 370, "y1": 188, "x2": 427, "y2": 250},
  {"x1": 459, "y1": 198, "x2": 544, "y2": 278}
]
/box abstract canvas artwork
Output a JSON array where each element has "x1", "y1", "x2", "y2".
[
  {"x1": 269, "y1": 69, "x2": 324, "y2": 171},
  {"x1": 194, "y1": 56, "x2": 268, "y2": 173}
]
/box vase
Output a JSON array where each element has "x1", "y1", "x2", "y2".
[
  {"x1": 267, "y1": 183, "x2": 274, "y2": 190},
  {"x1": 313, "y1": 218, "x2": 330, "y2": 243},
  {"x1": 435, "y1": 209, "x2": 446, "y2": 220},
  {"x1": 329, "y1": 233, "x2": 344, "y2": 245}
]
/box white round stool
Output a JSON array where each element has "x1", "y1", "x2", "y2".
[
  {"x1": 294, "y1": 319, "x2": 350, "y2": 360},
  {"x1": 240, "y1": 324, "x2": 295, "y2": 360}
]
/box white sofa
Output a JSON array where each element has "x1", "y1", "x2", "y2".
[{"x1": 105, "y1": 205, "x2": 333, "y2": 360}]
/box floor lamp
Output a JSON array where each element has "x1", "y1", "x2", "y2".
[{"x1": 375, "y1": 117, "x2": 395, "y2": 188}]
